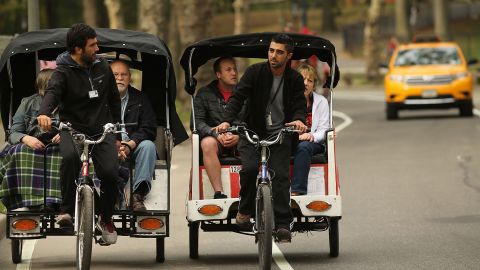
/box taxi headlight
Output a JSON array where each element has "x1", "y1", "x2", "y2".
[
  {"x1": 455, "y1": 72, "x2": 468, "y2": 79},
  {"x1": 389, "y1": 74, "x2": 404, "y2": 82}
]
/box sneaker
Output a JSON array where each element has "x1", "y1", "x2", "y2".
[
  {"x1": 213, "y1": 192, "x2": 227, "y2": 199},
  {"x1": 132, "y1": 193, "x2": 147, "y2": 212},
  {"x1": 235, "y1": 212, "x2": 251, "y2": 228},
  {"x1": 55, "y1": 213, "x2": 73, "y2": 228},
  {"x1": 275, "y1": 227, "x2": 292, "y2": 243},
  {"x1": 96, "y1": 218, "x2": 117, "y2": 245}
]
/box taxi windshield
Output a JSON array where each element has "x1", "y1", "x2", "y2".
[{"x1": 394, "y1": 47, "x2": 461, "y2": 66}]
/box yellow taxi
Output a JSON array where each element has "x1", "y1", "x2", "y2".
[{"x1": 383, "y1": 39, "x2": 477, "y2": 119}]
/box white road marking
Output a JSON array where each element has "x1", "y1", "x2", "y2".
[
  {"x1": 17, "y1": 240, "x2": 37, "y2": 270},
  {"x1": 273, "y1": 242, "x2": 294, "y2": 270},
  {"x1": 272, "y1": 109, "x2": 352, "y2": 270},
  {"x1": 473, "y1": 108, "x2": 480, "y2": 117}
]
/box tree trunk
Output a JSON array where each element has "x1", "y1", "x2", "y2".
[
  {"x1": 173, "y1": 0, "x2": 215, "y2": 108},
  {"x1": 321, "y1": 0, "x2": 337, "y2": 32},
  {"x1": 395, "y1": 0, "x2": 410, "y2": 42},
  {"x1": 45, "y1": 0, "x2": 57, "y2": 28},
  {"x1": 104, "y1": 0, "x2": 124, "y2": 29},
  {"x1": 233, "y1": 0, "x2": 250, "y2": 74},
  {"x1": 433, "y1": 0, "x2": 448, "y2": 41},
  {"x1": 82, "y1": 0, "x2": 97, "y2": 27},
  {"x1": 364, "y1": 0, "x2": 383, "y2": 82},
  {"x1": 138, "y1": 0, "x2": 170, "y2": 41}
]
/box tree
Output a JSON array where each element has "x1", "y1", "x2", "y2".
[
  {"x1": 364, "y1": 0, "x2": 383, "y2": 81},
  {"x1": 321, "y1": 0, "x2": 337, "y2": 32},
  {"x1": 82, "y1": 0, "x2": 97, "y2": 27},
  {"x1": 433, "y1": 0, "x2": 448, "y2": 40},
  {"x1": 233, "y1": 0, "x2": 250, "y2": 73},
  {"x1": 395, "y1": 0, "x2": 410, "y2": 42},
  {"x1": 173, "y1": 0, "x2": 215, "y2": 106},
  {"x1": 138, "y1": 0, "x2": 170, "y2": 41},
  {"x1": 104, "y1": 0, "x2": 124, "y2": 29}
]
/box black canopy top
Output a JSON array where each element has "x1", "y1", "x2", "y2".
[
  {"x1": 180, "y1": 32, "x2": 340, "y2": 95},
  {"x1": 0, "y1": 28, "x2": 188, "y2": 145}
]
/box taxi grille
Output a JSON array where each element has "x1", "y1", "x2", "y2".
[{"x1": 406, "y1": 75, "x2": 453, "y2": 85}]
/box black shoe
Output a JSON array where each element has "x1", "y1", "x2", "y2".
[
  {"x1": 132, "y1": 193, "x2": 147, "y2": 212},
  {"x1": 275, "y1": 228, "x2": 291, "y2": 243},
  {"x1": 213, "y1": 192, "x2": 227, "y2": 199}
]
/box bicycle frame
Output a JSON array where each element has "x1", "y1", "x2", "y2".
[{"x1": 74, "y1": 140, "x2": 96, "y2": 235}]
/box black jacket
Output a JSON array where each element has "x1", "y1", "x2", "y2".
[
  {"x1": 123, "y1": 86, "x2": 157, "y2": 144},
  {"x1": 224, "y1": 61, "x2": 306, "y2": 138},
  {"x1": 39, "y1": 51, "x2": 121, "y2": 136},
  {"x1": 192, "y1": 80, "x2": 246, "y2": 139}
]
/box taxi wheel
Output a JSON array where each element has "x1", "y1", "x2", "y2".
[
  {"x1": 386, "y1": 104, "x2": 398, "y2": 120},
  {"x1": 189, "y1": 222, "x2": 199, "y2": 259},
  {"x1": 459, "y1": 102, "x2": 473, "y2": 117}
]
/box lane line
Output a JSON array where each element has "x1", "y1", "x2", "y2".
[
  {"x1": 17, "y1": 240, "x2": 37, "y2": 270},
  {"x1": 473, "y1": 108, "x2": 480, "y2": 117},
  {"x1": 272, "y1": 243, "x2": 294, "y2": 270},
  {"x1": 273, "y1": 109, "x2": 353, "y2": 270}
]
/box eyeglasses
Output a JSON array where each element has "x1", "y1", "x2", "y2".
[{"x1": 113, "y1": 72, "x2": 129, "y2": 78}]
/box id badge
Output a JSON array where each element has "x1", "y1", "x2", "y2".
[
  {"x1": 88, "y1": 90, "x2": 99, "y2": 99},
  {"x1": 266, "y1": 112, "x2": 272, "y2": 126}
]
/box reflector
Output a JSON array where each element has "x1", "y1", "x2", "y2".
[
  {"x1": 306, "y1": 200, "x2": 331, "y2": 212},
  {"x1": 12, "y1": 219, "x2": 38, "y2": 231},
  {"x1": 198, "y1": 204, "x2": 223, "y2": 216}
]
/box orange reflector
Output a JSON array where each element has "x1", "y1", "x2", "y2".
[
  {"x1": 306, "y1": 201, "x2": 331, "y2": 212},
  {"x1": 12, "y1": 219, "x2": 38, "y2": 231},
  {"x1": 198, "y1": 204, "x2": 223, "y2": 216},
  {"x1": 138, "y1": 218, "x2": 164, "y2": 230}
]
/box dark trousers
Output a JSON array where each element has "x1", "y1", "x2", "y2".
[
  {"x1": 237, "y1": 136, "x2": 293, "y2": 228},
  {"x1": 59, "y1": 131, "x2": 119, "y2": 221},
  {"x1": 291, "y1": 141, "x2": 324, "y2": 194}
]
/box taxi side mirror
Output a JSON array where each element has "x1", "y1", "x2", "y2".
[{"x1": 467, "y1": 59, "x2": 478, "y2": 66}]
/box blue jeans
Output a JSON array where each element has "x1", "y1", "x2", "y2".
[
  {"x1": 132, "y1": 140, "x2": 156, "y2": 193},
  {"x1": 291, "y1": 141, "x2": 324, "y2": 194}
]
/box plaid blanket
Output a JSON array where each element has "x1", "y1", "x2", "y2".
[{"x1": 0, "y1": 144, "x2": 62, "y2": 209}]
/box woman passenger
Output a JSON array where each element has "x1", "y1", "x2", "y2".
[
  {"x1": 0, "y1": 68, "x2": 61, "y2": 210},
  {"x1": 291, "y1": 63, "x2": 330, "y2": 196}
]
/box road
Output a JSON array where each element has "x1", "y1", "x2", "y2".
[{"x1": 1, "y1": 88, "x2": 480, "y2": 269}]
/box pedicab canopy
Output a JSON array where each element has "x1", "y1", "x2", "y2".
[
  {"x1": 0, "y1": 28, "x2": 188, "y2": 145},
  {"x1": 180, "y1": 32, "x2": 340, "y2": 95}
]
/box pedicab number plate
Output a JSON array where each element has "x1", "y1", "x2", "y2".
[{"x1": 422, "y1": 89, "x2": 437, "y2": 98}]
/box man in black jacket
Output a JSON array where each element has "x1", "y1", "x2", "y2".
[
  {"x1": 37, "y1": 23, "x2": 121, "y2": 245},
  {"x1": 111, "y1": 60, "x2": 157, "y2": 212},
  {"x1": 192, "y1": 57, "x2": 240, "y2": 199},
  {"x1": 216, "y1": 34, "x2": 307, "y2": 242}
]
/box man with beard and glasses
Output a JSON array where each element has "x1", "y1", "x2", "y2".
[
  {"x1": 215, "y1": 34, "x2": 307, "y2": 242},
  {"x1": 37, "y1": 23, "x2": 121, "y2": 245},
  {"x1": 110, "y1": 60, "x2": 157, "y2": 212}
]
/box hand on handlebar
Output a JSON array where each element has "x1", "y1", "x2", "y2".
[
  {"x1": 37, "y1": 115, "x2": 52, "y2": 131},
  {"x1": 212, "y1": 122, "x2": 231, "y2": 133},
  {"x1": 285, "y1": 120, "x2": 307, "y2": 133}
]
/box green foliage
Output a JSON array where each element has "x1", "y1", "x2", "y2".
[
  {"x1": 0, "y1": 0, "x2": 28, "y2": 34},
  {"x1": 0, "y1": 201, "x2": 6, "y2": 214}
]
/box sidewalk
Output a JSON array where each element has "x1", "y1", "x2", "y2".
[{"x1": 0, "y1": 214, "x2": 5, "y2": 240}]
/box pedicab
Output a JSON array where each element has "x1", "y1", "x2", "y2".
[
  {"x1": 0, "y1": 28, "x2": 188, "y2": 267},
  {"x1": 181, "y1": 32, "x2": 341, "y2": 267}
]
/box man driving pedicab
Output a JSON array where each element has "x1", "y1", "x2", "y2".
[{"x1": 215, "y1": 34, "x2": 307, "y2": 242}]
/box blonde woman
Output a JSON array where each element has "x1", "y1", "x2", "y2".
[{"x1": 291, "y1": 64, "x2": 330, "y2": 196}]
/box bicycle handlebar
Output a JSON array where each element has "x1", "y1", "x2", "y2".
[
  {"x1": 56, "y1": 122, "x2": 135, "y2": 146},
  {"x1": 224, "y1": 126, "x2": 299, "y2": 147}
]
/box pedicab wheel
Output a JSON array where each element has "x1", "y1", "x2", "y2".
[
  {"x1": 328, "y1": 217, "x2": 339, "y2": 258},
  {"x1": 156, "y1": 237, "x2": 165, "y2": 263},
  {"x1": 11, "y1": 239, "x2": 23, "y2": 264},
  {"x1": 256, "y1": 184, "x2": 273, "y2": 270},
  {"x1": 189, "y1": 221, "x2": 199, "y2": 259},
  {"x1": 76, "y1": 187, "x2": 94, "y2": 270}
]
